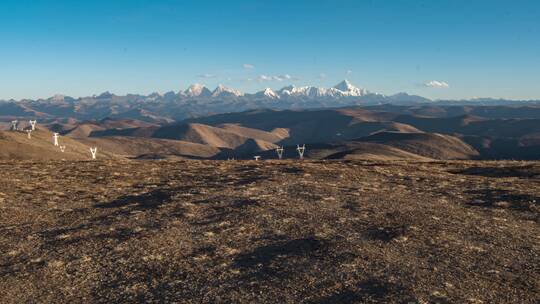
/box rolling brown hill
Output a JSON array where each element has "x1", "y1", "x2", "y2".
[
  {"x1": 78, "y1": 136, "x2": 221, "y2": 159},
  {"x1": 87, "y1": 122, "x2": 284, "y2": 150},
  {"x1": 394, "y1": 114, "x2": 540, "y2": 138},
  {"x1": 248, "y1": 132, "x2": 477, "y2": 161},
  {"x1": 185, "y1": 109, "x2": 422, "y2": 145},
  {"x1": 324, "y1": 143, "x2": 431, "y2": 161},
  {"x1": 271, "y1": 142, "x2": 431, "y2": 161},
  {"x1": 63, "y1": 118, "x2": 157, "y2": 139},
  {"x1": 216, "y1": 123, "x2": 289, "y2": 143},
  {"x1": 0, "y1": 129, "x2": 116, "y2": 160},
  {"x1": 9, "y1": 105, "x2": 539, "y2": 161},
  {"x1": 184, "y1": 108, "x2": 540, "y2": 160},
  {"x1": 357, "y1": 132, "x2": 480, "y2": 160},
  {"x1": 365, "y1": 104, "x2": 540, "y2": 119},
  {"x1": 64, "y1": 122, "x2": 281, "y2": 159},
  {"x1": 33, "y1": 110, "x2": 482, "y2": 161}
]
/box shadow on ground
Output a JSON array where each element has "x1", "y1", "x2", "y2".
[
  {"x1": 94, "y1": 188, "x2": 172, "y2": 210},
  {"x1": 311, "y1": 279, "x2": 417, "y2": 304},
  {"x1": 466, "y1": 188, "x2": 539, "y2": 222},
  {"x1": 233, "y1": 237, "x2": 329, "y2": 279},
  {"x1": 450, "y1": 165, "x2": 540, "y2": 178}
]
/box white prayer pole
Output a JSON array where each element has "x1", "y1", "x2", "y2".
[
  {"x1": 26, "y1": 130, "x2": 32, "y2": 139},
  {"x1": 59, "y1": 145, "x2": 66, "y2": 153},
  {"x1": 90, "y1": 147, "x2": 97, "y2": 160},
  {"x1": 276, "y1": 146, "x2": 284, "y2": 159},
  {"x1": 296, "y1": 144, "x2": 306, "y2": 160},
  {"x1": 53, "y1": 133, "x2": 60, "y2": 146},
  {"x1": 29, "y1": 120, "x2": 37, "y2": 131},
  {"x1": 10, "y1": 120, "x2": 18, "y2": 131},
  {"x1": 254, "y1": 156, "x2": 261, "y2": 161}
]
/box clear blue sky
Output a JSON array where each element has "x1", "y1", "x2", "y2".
[{"x1": 1, "y1": 0, "x2": 539, "y2": 100}]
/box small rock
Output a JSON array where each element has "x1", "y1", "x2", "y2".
[
  {"x1": 494, "y1": 201, "x2": 511, "y2": 208},
  {"x1": 48, "y1": 260, "x2": 65, "y2": 268}
]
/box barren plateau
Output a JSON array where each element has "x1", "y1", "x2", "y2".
[{"x1": 0, "y1": 160, "x2": 539, "y2": 303}]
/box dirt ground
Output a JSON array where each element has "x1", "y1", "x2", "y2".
[{"x1": 0, "y1": 160, "x2": 538, "y2": 303}]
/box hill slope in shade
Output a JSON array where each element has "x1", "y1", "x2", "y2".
[
  {"x1": 216, "y1": 123, "x2": 289, "y2": 143},
  {"x1": 64, "y1": 119, "x2": 158, "y2": 139},
  {"x1": 323, "y1": 142, "x2": 432, "y2": 161},
  {"x1": 185, "y1": 109, "x2": 421, "y2": 145},
  {"x1": 243, "y1": 133, "x2": 472, "y2": 161},
  {"x1": 358, "y1": 132, "x2": 480, "y2": 160}
]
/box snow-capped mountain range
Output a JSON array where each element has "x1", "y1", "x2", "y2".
[
  {"x1": 178, "y1": 80, "x2": 372, "y2": 99},
  {"x1": 3, "y1": 80, "x2": 537, "y2": 123}
]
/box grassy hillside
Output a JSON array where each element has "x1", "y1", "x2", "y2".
[{"x1": 0, "y1": 129, "x2": 116, "y2": 160}]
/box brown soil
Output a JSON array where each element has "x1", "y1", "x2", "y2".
[{"x1": 0, "y1": 160, "x2": 538, "y2": 303}]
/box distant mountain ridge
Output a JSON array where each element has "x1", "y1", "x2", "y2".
[{"x1": 1, "y1": 80, "x2": 539, "y2": 122}]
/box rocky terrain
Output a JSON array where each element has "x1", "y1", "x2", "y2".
[{"x1": 1, "y1": 159, "x2": 538, "y2": 303}]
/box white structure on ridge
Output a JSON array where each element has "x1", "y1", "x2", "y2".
[
  {"x1": 53, "y1": 133, "x2": 60, "y2": 146},
  {"x1": 90, "y1": 147, "x2": 98, "y2": 160},
  {"x1": 276, "y1": 146, "x2": 284, "y2": 159},
  {"x1": 59, "y1": 146, "x2": 66, "y2": 153},
  {"x1": 10, "y1": 120, "x2": 18, "y2": 131},
  {"x1": 29, "y1": 120, "x2": 37, "y2": 131},
  {"x1": 254, "y1": 156, "x2": 261, "y2": 161},
  {"x1": 296, "y1": 144, "x2": 306, "y2": 159}
]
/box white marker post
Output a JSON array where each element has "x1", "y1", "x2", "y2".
[
  {"x1": 10, "y1": 120, "x2": 18, "y2": 131},
  {"x1": 59, "y1": 146, "x2": 66, "y2": 153},
  {"x1": 29, "y1": 120, "x2": 37, "y2": 131},
  {"x1": 90, "y1": 147, "x2": 97, "y2": 160},
  {"x1": 276, "y1": 146, "x2": 284, "y2": 160},
  {"x1": 26, "y1": 130, "x2": 32, "y2": 139},
  {"x1": 296, "y1": 144, "x2": 306, "y2": 160},
  {"x1": 254, "y1": 156, "x2": 261, "y2": 161},
  {"x1": 53, "y1": 133, "x2": 60, "y2": 146}
]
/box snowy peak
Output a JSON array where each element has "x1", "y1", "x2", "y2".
[
  {"x1": 263, "y1": 88, "x2": 279, "y2": 99},
  {"x1": 52, "y1": 94, "x2": 65, "y2": 102},
  {"x1": 278, "y1": 85, "x2": 324, "y2": 97},
  {"x1": 278, "y1": 85, "x2": 295, "y2": 96},
  {"x1": 333, "y1": 80, "x2": 368, "y2": 96},
  {"x1": 275, "y1": 80, "x2": 368, "y2": 98},
  {"x1": 212, "y1": 84, "x2": 243, "y2": 97},
  {"x1": 185, "y1": 84, "x2": 212, "y2": 97},
  {"x1": 333, "y1": 79, "x2": 354, "y2": 91},
  {"x1": 255, "y1": 88, "x2": 279, "y2": 99}
]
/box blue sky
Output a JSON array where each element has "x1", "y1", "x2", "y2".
[{"x1": 1, "y1": 0, "x2": 539, "y2": 100}]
